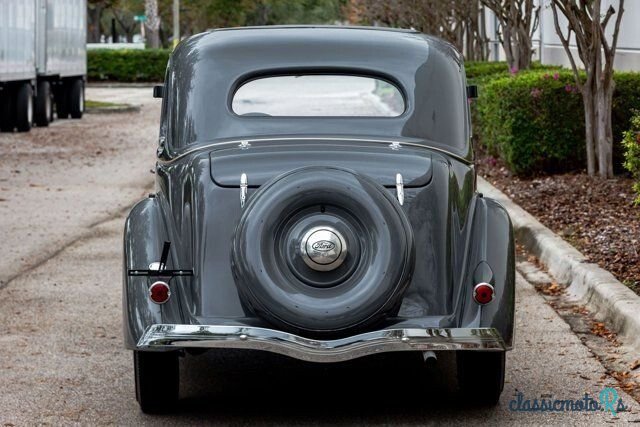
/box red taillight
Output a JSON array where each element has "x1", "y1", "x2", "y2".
[
  {"x1": 473, "y1": 283, "x2": 494, "y2": 305},
  {"x1": 149, "y1": 281, "x2": 170, "y2": 304}
]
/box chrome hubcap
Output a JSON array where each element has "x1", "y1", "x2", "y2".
[{"x1": 300, "y1": 226, "x2": 347, "y2": 271}]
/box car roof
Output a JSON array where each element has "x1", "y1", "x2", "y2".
[
  {"x1": 212, "y1": 24, "x2": 419, "y2": 34},
  {"x1": 198, "y1": 25, "x2": 459, "y2": 61},
  {"x1": 164, "y1": 26, "x2": 469, "y2": 160}
]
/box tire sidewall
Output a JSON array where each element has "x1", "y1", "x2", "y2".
[
  {"x1": 69, "y1": 79, "x2": 84, "y2": 119},
  {"x1": 35, "y1": 81, "x2": 52, "y2": 127},
  {"x1": 15, "y1": 83, "x2": 33, "y2": 132}
]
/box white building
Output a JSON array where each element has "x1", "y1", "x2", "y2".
[{"x1": 485, "y1": 0, "x2": 639, "y2": 71}]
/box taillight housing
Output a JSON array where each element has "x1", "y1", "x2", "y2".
[
  {"x1": 149, "y1": 281, "x2": 171, "y2": 304},
  {"x1": 473, "y1": 282, "x2": 494, "y2": 305}
]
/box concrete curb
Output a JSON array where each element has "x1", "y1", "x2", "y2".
[{"x1": 478, "y1": 176, "x2": 640, "y2": 351}]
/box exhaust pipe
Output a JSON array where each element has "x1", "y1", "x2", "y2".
[{"x1": 423, "y1": 350, "x2": 437, "y2": 366}]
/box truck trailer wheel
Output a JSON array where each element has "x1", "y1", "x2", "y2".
[
  {"x1": 35, "y1": 81, "x2": 53, "y2": 127},
  {"x1": 15, "y1": 83, "x2": 33, "y2": 132},
  {"x1": 55, "y1": 83, "x2": 69, "y2": 119},
  {"x1": 0, "y1": 87, "x2": 15, "y2": 132},
  {"x1": 69, "y1": 79, "x2": 84, "y2": 119}
]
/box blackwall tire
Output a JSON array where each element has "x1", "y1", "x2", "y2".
[
  {"x1": 457, "y1": 351, "x2": 505, "y2": 406},
  {"x1": 55, "y1": 82, "x2": 69, "y2": 119},
  {"x1": 134, "y1": 350, "x2": 179, "y2": 414},
  {"x1": 232, "y1": 166, "x2": 415, "y2": 336},
  {"x1": 69, "y1": 79, "x2": 84, "y2": 119},
  {"x1": 35, "y1": 81, "x2": 52, "y2": 127},
  {"x1": 0, "y1": 87, "x2": 15, "y2": 132},
  {"x1": 15, "y1": 83, "x2": 33, "y2": 132}
]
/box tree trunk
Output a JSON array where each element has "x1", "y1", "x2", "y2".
[
  {"x1": 145, "y1": 25, "x2": 160, "y2": 48},
  {"x1": 87, "y1": 6, "x2": 103, "y2": 43},
  {"x1": 549, "y1": 0, "x2": 623, "y2": 178},
  {"x1": 111, "y1": 18, "x2": 117, "y2": 43},
  {"x1": 145, "y1": 0, "x2": 161, "y2": 48},
  {"x1": 159, "y1": 25, "x2": 168, "y2": 49},
  {"x1": 582, "y1": 86, "x2": 597, "y2": 176},
  {"x1": 517, "y1": 30, "x2": 532, "y2": 70},
  {"x1": 596, "y1": 82, "x2": 615, "y2": 178},
  {"x1": 502, "y1": 25, "x2": 515, "y2": 70},
  {"x1": 500, "y1": 24, "x2": 532, "y2": 72},
  {"x1": 479, "y1": 6, "x2": 488, "y2": 60}
]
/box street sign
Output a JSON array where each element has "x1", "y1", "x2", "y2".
[{"x1": 134, "y1": 15, "x2": 147, "y2": 22}]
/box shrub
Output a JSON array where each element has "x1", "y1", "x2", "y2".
[
  {"x1": 623, "y1": 112, "x2": 640, "y2": 204},
  {"x1": 476, "y1": 70, "x2": 584, "y2": 175},
  {"x1": 465, "y1": 61, "x2": 560, "y2": 82},
  {"x1": 465, "y1": 62, "x2": 563, "y2": 156},
  {"x1": 476, "y1": 69, "x2": 640, "y2": 176},
  {"x1": 611, "y1": 73, "x2": 640, "y2": 170},
  {"x1": 87, "y1": 49, "x2": 170, "y2": 82},
  {"x1": 465, "y1": 61, "x2": 513, "y2": 80}
]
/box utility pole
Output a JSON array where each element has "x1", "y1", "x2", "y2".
[{"x1": 173, "y1": 0, "x2": 180, "y2": 48}]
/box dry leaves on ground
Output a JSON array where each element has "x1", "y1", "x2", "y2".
[{"x1": 478, "y1": 153, "x2": 640, "y2": 296}]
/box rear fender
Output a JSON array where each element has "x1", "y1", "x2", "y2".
[
  {"x1": 122, "y1": 196, "x2": 184, "y2": 349},
  {"x1": 460, "y1": 196, "x2": 515, "y2": 348}
]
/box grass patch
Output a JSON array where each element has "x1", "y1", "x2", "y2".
[
  {"x1": 85, "y1": 100, "x2": 127, "y2": 109},
  {"x1": 623, "y1": 279, "x2": 639, "y2": 294}
]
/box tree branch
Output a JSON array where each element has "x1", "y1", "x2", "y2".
[
  {"x1": 604, "y1": 0, "x2": 625, "y2": 80},
  {"x1": 551, "y1": 0, "x2": 582, "y2": 89}
]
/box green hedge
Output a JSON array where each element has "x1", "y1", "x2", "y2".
[
  {"x1": 465, "y1": 61, "x2": 561, "y2": 82},
  {"x1": 476, "y1": 69, "x2": 640, "y2": 176},
  {"x1": 87, "y1": 54, "x2": 553, "y2": 84},
  {"x1": 87, "y1": 49, "x2": 170, "y2": 82},
  {"x1": 623, "y1": 112, "x2": 640, "y2": 204}
]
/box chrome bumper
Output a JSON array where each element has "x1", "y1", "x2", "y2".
[{"x1": 137, "y1": 325, "x2": 507, "y2": 363}]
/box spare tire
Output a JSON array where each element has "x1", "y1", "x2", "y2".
[{"x1": 231, "y1": 166, "x2": 415, "y2": 336}]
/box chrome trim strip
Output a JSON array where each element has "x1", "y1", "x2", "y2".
[
  {"x1": 396, "y1": 173, "x2": 404, "y2": 206},
  {"x1": 137, "y1": 325, "x2": 506, "y2": 363},
  {"x1": 159, "y1": 137, "x2": 472, "y2": 165}
]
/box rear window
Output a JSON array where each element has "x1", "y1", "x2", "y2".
[{"x1": 232, "y1": 75, "x2": 404, "y2": 117}]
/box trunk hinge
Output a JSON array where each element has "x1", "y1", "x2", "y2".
[
  {"x1": 396, "y1": 173, "x2": 404, "y2": 206},
  {"x1": 240, "y1": 173, "x2": 248, "y2": 208}
]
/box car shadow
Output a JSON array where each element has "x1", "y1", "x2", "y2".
[{"x1": 163, "y1": 349, "x2": 496, "y2": 422}]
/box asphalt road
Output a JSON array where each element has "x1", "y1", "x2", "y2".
[{"x1": 0, "y1": 87, "x2": 639, "y2": 425}]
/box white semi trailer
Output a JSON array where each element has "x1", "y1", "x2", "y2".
[{"x1": 0, "y1": 0, "x2": 86, "y2": 132}]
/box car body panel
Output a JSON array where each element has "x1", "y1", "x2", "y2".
[
  {"x1": 124, "y1": 138, "x2": 515, "y2": 351},
  {"x1": 123, "y1": 26, "x2": 515, "y2": 359}
]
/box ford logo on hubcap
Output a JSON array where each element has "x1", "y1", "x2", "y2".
[
  {"x1": 312, "y1": 240, "x2": 336, "y2": 252},
  {"x1": 300, "y1": 226, "x2": 347, "y2": 272}
]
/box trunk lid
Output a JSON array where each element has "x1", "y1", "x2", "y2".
[{"x1": 210, "y1": 141, "x2": 433, "y2": 188}]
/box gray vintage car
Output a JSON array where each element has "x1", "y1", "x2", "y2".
[{"x1": 123, "y1": 26, "x2": 515, "y2": 413}]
